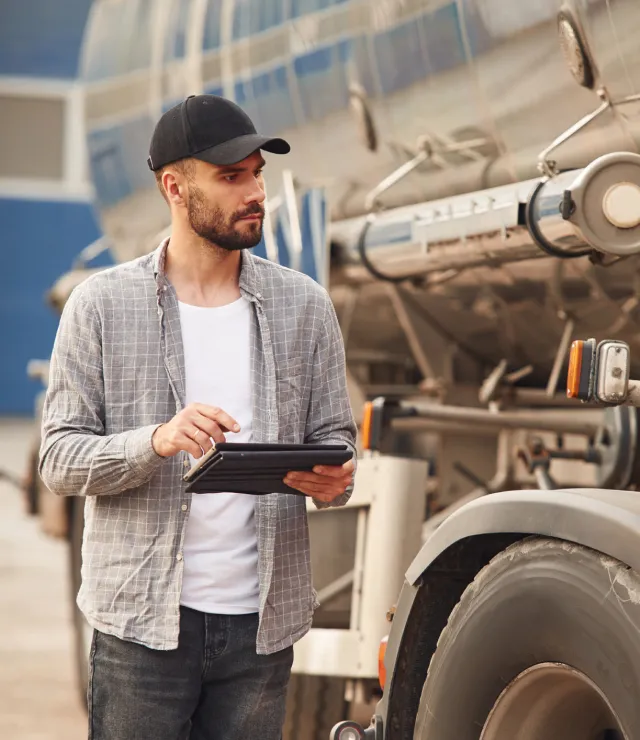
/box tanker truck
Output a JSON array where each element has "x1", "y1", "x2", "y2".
[{"x1": 26, "y1": 0, "x2": 640, "y2": 737}]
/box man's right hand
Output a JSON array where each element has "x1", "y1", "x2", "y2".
[{"x1": 152, "y1": 403, "x2": 240, "y2": 458}]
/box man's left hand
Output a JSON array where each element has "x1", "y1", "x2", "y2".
[{"x1": 284, "y1": 459, "x2": 355, "y2": 503}]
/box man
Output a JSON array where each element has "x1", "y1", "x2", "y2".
[{"x1": 39, "y1": 94, "x2": 357, "y2": 740}]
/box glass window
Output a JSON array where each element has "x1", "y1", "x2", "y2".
[
  {"x1": 293, "y1": 40, "x2": 351, "y2": 123},
  {"x1": 203, "y1": 0, "x2": 222, "y2": 50},
  {"x1": 420, "y1": 3, "x2": 465, "y2": 75},
  {"x1": 122, "y1": 0, "x2": 153, "y2": 72},
  {"x1": 373, "y1": 17, "x2": 430, "y2": 95},
  {"x1": 232, "y1": 0, "x2": 284, "y2": 40},
  {"x1": 82, "y1": 0, "x2": 152, "y2": 81},
  {"x1": 288, "y1": 0, "x2": 349, "y2": 20},
  {"x1": 164, "y1": 0, "x2": 192, "y2": 62},
  {"x1": 82, "y1": 0, "x2": 124, "y2": 81},
  {"x1": 87, "y1": 115, "x2": 154, "y2": 210}
]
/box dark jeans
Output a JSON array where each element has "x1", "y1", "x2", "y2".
[{"x1": 88, "y1": 607, "x2": 293, "y2": 740}]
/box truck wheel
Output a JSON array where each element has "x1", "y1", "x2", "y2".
[
  {"x1": 413, "y1": 537, "x2": 639, "y2": 739},
  {"x1": 69, "y1": 497, "x2": 91, "y2": 708}
]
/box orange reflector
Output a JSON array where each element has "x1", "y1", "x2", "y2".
[
  {"x1": 378, "y1": 635, "x2": 389, "y2": 690},
  {"x1": 362, "y1": 401, "x2": 374, "y2": 450},
  {"x1": 567, "y1": 340, "x2": 584, "y2": 399}
]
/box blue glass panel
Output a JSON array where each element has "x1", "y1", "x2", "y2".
[
  {"x1": 88, "y1": 129, "x2": 128, "y2": 209},
  {"x1": 293, "y1": 40, "x2": 352, "y2": 122},
  {"x1": 164, "y1": 0, "x2": 191, "y2": 61},
  {"x1": 119, "y1": 116, "x2": 155, "y2": 194},
  {"x1": 352, "y1": 35, "x2": 376, "y2": 97},
  {"x1": 162, "y1": 98, "x2": 182, "y2": 114},
  {"x1": 421, "y1": 3, "x2": 466, "y2": 74},
  {"x1": 123, "y1": 0, "x2": 153, "y2": 73},
  {"x1": 252, "y1": 233, "x2": 268, "y2": 260},
  {"x1": 0, "y1": 0, "x2": 93, "y2": 78},
  {"x1": 289, "y1": 0, "x2": 350, "y2": 20},
  {"x1": 234, "y1": 78, "x2": 262, "y2": 130},
  {"x1": 253, "y1": 66, "x2": 296, "y2": 132},
  {"x1": 233, "y1": 65, "x2": 295, "y2": 133},
  {"x1": 372, "y1": 18, "x2": 429, "y2": 96},
  {"x1": 82, "y1": 1, "x2": 122, "y2": 81},
  {"x1": 203, "y1": 83, "x2": 224, "y2": 97},
  {"x1": 83, "y1": 0, "x2": 154, "y2": 80},
  {"x1": 203, "y1": 0, "x2": 222, "y2": 50},
  {"x1": 88, "y1": 116, "x2": 154, "y2": 210},
  {"x1": 458, "y1": 0, "x2": 495, "y2": 58},
  {"x1": 274, "y1": 217, "x2": 291, "y2": 269},
  {"x1": 233, "y1": 0, "x2": 284, "y2": 39}
]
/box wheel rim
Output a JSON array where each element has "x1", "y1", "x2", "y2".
[{"x1": 480, "y1": 663, "x2": 626, "y2": 740}]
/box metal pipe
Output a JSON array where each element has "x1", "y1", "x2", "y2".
[
  {"x1": 546, "y1": 318, "x2": 575, "y2": 397},
  {"x1": 392, "y1": 403, "x2": 604, "y2": 436},
  {"x1": 315, "y1": 570, "x2": 354, "y2": 606},
  {"x1": 391, "y1": 418, "x2": 502, "y2": 437},
  {"x1": 359, "y1": 384, "x2": 584, "y2": 407}
]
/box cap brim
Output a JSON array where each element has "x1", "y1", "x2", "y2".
[{"x1": 194, "y1": 134, "x2": 290, "y2": 166}]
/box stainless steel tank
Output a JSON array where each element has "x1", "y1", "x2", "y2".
[{"x1": 78, "y1": 0, "x2": 640, "y2": 380}]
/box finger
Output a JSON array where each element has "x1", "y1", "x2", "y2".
[
  {"x1": 284, "y1": 476, "x2": 346, "y2": 497},
  {"x1": 191, "y1": 414, "x2": 225, "y2": 445},
  {"x1": 193, "y1": 404, "x2": 240, "y2": 433},
  {"x1": 190, "y1": 426, "x2": 214, "y2": 452},
  {"x1": 312, "y1": 464, "x2": 352, "y2": 478},
  {"x1": 287, "y1": 471, "x2": 352, "y2": 488},
  {"x1": 178, "y1": 433, "x2": 205, "y2": 459}
]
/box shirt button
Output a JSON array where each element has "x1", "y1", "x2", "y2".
[
  {"x1": 183, "y1": 461, "x2": 189, "y2": 468},
  {"x1": 176, "y1": 552, "x2": 183, "y2": 562},
  {"x1": 181, "y1": 504, "x2": 188, "y2": 512}
]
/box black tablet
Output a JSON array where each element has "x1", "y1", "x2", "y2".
[{"x1": 183, "y1": 442, "x2": 353, "y2": 495}]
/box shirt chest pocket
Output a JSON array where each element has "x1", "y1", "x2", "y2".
[{"x1": 275, "y1": 356, "x2": 306, "y2": 440}]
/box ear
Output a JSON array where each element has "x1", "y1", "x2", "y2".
[{"x1": 162, "y1": 170, "x2": 187, "y2": 206}]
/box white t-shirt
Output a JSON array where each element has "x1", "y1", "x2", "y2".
[{"x1": 178, "y1": 296, "x2": 259, "y2": 614}]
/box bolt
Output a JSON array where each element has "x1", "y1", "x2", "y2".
[{"x1": 612, "y1": 367, "x2": 623, "y2": 378}]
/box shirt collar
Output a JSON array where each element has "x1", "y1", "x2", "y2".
[{"x1": 152, "y1": 237, "x2": 262, "y2": 301}]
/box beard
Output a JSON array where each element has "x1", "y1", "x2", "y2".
[{"x1": 187, "y1": 184, "x2": 264, "y2": 252}]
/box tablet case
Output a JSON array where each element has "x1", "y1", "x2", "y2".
[{"x1": 183, "y1": 442, "x2": 353, "y2": 495}]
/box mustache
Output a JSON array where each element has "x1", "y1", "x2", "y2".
[{"x1": 234, "y1": 203, "x2": 265, "y2": 221}]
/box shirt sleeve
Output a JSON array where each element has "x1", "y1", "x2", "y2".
[
  {"x1": 38, "y1": 285, "x2": 166, "y2": 497},
  {"x1": 304, "y1": 293, "x2": 358, "y2": 509}
]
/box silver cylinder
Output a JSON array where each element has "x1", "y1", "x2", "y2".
[{"x1": 526, "y1": 152, "x2": 640, "y2": 258}]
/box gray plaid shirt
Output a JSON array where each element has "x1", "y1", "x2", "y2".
[{"x1": 39, "y1": 240, "x2": 357, "y2": 653}]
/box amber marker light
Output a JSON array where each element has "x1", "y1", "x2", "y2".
[
  {"x1": 567, "y1": 340, "x2": 584, "y2": 399},
  {"x1": 361, "y1": 401, "x2": 374, "y2": 450},
  {"x1": 378, "y1": 634, "x2": 389, "y2": 690}
]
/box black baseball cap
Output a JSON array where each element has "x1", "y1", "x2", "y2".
[{"x1": 147, "y1": 94, "x2": 290, "y2": 172}]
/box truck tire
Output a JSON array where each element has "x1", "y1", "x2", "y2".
[
  {"x1": 413, "y1": 537, "x2": 639, "y2": 740},
  {"x1": 69, "y1": 497, "x2": 91, "y2": 708}
]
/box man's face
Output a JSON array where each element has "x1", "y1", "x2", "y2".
[{"x1": 185, "y1": 151, "x2": 267, "y2": 252}]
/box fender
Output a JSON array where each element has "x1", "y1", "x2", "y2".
[{"x1": 376, "y1": 488, "x2": 640, "y2": 737}]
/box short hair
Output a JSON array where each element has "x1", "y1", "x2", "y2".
[{"x1": 154, "y1": 158, "x2": 196, "y2": 203}]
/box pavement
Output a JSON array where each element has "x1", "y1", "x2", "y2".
[{"x1": 0, "y1": 417, "x2": 86, "y2": 740}]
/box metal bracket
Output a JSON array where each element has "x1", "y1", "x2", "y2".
[
  {"x1": 537, "y1": 89, "x2": 640, "y2": 177},
  {"x1": 364, "y1": 139, "x2": 432, "y2": 212}
]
